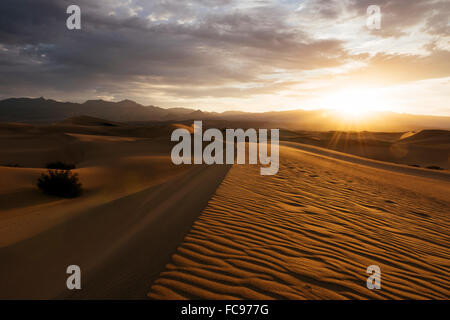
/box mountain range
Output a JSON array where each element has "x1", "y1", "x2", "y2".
[{"x1": 0, "y1": 97, "x2": 449, "y2": 131}]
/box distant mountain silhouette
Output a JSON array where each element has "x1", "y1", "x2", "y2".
[
  {"x1": 0, "y1": 97, "x2": 175, "y2": 122},
  {"x1": 0, "y1": 97, "x2": 449, "y2": 131}
]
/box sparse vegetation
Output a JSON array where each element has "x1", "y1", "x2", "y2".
[
  {"x1": 426, "y1": 166, "x2": 445, "y2": 171},
  {"x1": 1, "y1": 163, "x2": 22, "y2": 167},
  {"x1": 46, "y1": 161, "x2": 76, "y2": 170},
  {"x1": 37, "y1": 170, "x2": 82, "y2": 198}
]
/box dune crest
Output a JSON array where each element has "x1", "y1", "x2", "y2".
[{"x1": 149, "y1": 146, "x2": 450, "y2": 300}]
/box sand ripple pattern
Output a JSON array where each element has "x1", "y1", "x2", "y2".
[{"x1": 149, "y1": 148, "x2": 450, "y2": 299}]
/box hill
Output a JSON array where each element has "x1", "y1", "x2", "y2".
[{"x1": 0, "y1": 97, "x2": 449, "y2": 131}]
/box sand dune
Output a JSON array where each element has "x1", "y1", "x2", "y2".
[
  {"x1": 149, "y1": 145, "x2": 450, "y2": 300},
  {"x1": 0, "y1": 155, "x2": 185, "y2": 247},
  {"x1": 282, "y1": 129, "x2": 450, "y2": 170},
  {"x1": 1, "y1": 120, "x2": 449, "y2": 300},
  {"x1": 280, "y1": 141, "x2": 450, "y2": 182},
  {"x1": 399, "y1": 130, "x2": 450, "y2": 144},
  {"x1": 0, "y1": 159, "x2": 230, "y2": 299},
  {"x1": 0, "y1": 123, "x2": 231, "y2": 299}
]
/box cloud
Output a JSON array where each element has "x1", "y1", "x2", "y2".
[
  {"x1": 343, "y1": 50, "x2": 450, "y2": 86},
  {"x1": 346, "y1": 0, "x2": 450, "y2": 37},
  {"x1": 0, "y1": 0, "x2": 448, "y2": 113},
  {"x1": 0, "y1": 0, "x2": 350, "y2": 97}
]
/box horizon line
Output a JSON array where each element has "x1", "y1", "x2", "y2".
[{"x1": 1, "y1": 96, "x2": 450, "y2": 118}]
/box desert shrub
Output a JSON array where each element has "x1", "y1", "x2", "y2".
[
  {"x1": 37, "y1": 170, "x2": 82, "y2": 198},
  {"x1": 1, "y1": 163, "x2": 22, "y2": 167},
  {"x1": 426, "y1": 166, "x2": 444, "y2": 170},
  {"x1": 46, "y1": 161, "x2": 76, "y2": 170}
]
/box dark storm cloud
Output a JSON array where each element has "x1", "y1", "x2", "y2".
[
  {"x1": 0, "y1": 0, "x2": 448, "y2": 103},
  {"x1": 0, "y1": 0, "x2": 352, "y2": 100}
]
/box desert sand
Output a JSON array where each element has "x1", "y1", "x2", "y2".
[
  {"x1": 0, "y1": 122, "x2": 230, "y2": 298},
  {"x1": 149, "y1": 145, "x2": 450, "y2": 300},
  {"x1": 0, "y1": 120, "x2": 449, "y2": 299}
]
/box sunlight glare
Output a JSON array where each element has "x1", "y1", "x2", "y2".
[{"x1": 321, "y1": 88, "x2": 385, "y2": 120}]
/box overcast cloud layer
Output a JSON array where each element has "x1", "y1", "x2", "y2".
[{"x1": 0, "y1": 0, "x2": 449, "y2": 115}]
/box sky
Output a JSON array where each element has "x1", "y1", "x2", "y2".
[{"x1": 0, "y1": 0, "x2": 449, "y2": 116}]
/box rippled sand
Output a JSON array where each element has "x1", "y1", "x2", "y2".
[{"x1": 149, "y1": 146, "x2": 450, "y2": 300}]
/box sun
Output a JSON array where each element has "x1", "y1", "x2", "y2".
[{"x1": 321, "y1": 88, "x2": 382, "y2": 120}]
